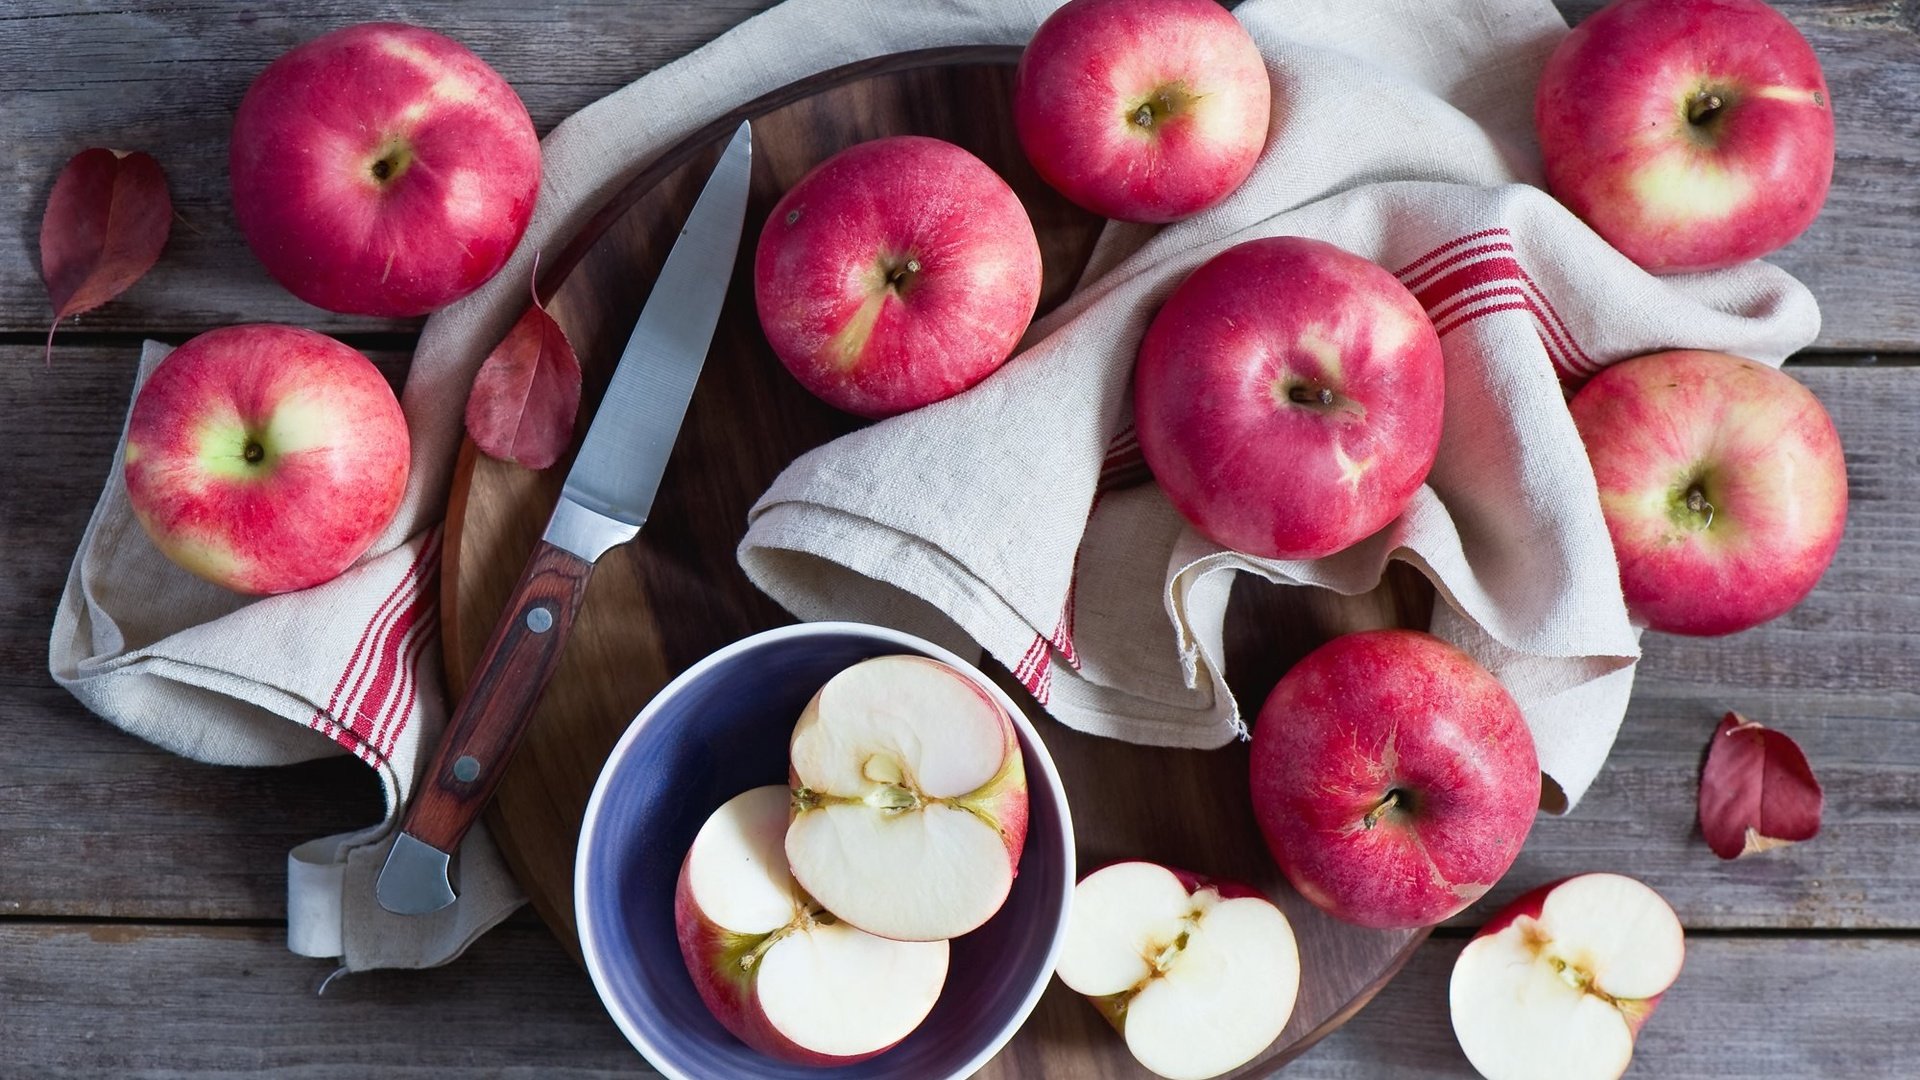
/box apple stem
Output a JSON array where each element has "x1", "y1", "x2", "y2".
[
  {"x1": 1289, "y1": 386, "x2": 1336, "y2": 406},
  {"x1": 1133, "y1": 103, "x2": 1155, "y2": 129},
  {"x1": 1362, "y1": 789, "x2": 1404, "y2": 830},
  {"x1": 885, "y1": 258, "x2": 922, "y2": 290},
  {"x1": 1685, "y1": 485, "x2": 1715, "y2": 528},
  {"x1": 243, "y1": 440, "x2": 264, "y2": 465},
  {"x1": 1687, "y1": 91, "x2": 1725, "y2": 125}
]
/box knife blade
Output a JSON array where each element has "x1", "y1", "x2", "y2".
[{"x1": 377, "y1": 121, "x2": 753, "y2": 916}]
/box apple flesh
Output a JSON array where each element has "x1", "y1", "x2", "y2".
[
  {"x1": 753, "y1": 135, "x2": 1043, "y2": 419},
  {"x1": 123, "y1": 325, "x2": 410, "y2": 596},
  {"x1": 1135, "y1": 236, "x2": 1445, "y2": 560},
  {"x1": 675, "y1": 785, "x2": 950, "y2": 1065},
  {"x1": 1568, "y1": 349, "x2": 1847, "y2": 636},
  {"x1": 1535, "y1": 0, "x2": 1834, "y2": 272},
  {"x1": 1055, "y1": 861, "x2": 1299, "y2": 1080},
  {"x1": 785, "y1": 654, "x2": 1028, "y2": 941},
  {"x1": 1013, "y1": 0, "x2": 1271, "y2": 223},
  {"x1": 230, "y1": 22, "x2": 541, "y2": 316},
  {"x1": 1250, "y1": 629, "x2": 1539, "y2": 930},
  {"x1": 1450, "y1": 873, "x2": 1685, "y2": 1080}
]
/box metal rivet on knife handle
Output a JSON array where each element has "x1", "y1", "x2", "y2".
[
  {"x1": 453, "y1": 755, "x2": 480, "y2": 782},
  {"x1": 525, "y1": 606, "x2": 554, "y2": 633}
]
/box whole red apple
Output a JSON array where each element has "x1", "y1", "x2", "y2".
[
  {"x1": 1250, "y1": 629, "x2": 1539, "y2": 930},
  {"x1": 1568, "y1": 349, "x2": 1846, "y2": 636},
  {"x1": 1535, "y1": 0, "x2": 1834, "y2": 272},
  {"x1": 753, "y1": 136, "x2": 1042, "y2": 418},
  {"x1": 124, "y1": 325, "x2": 410, "y2": 595},
  {"x1": 1450, "y1": 874, "x2": 1684, "y2": 1080},
  {"x1": 1134, "y1": 236, "x2": 1444, "y2": 560},
  {"x1": 1014, "y1": 0, "x2": 1271, "y2": 223},
  {"x1": 230, "y1": 22, "x2": 541, "y2": 316}
]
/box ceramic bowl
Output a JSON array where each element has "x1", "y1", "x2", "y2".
[{"x1": 576, "y1": 621, "x2": 1075, "y2": 1080}]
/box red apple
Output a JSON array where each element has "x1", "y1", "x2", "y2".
[
  {"x1": 1568, "y1": 349, "x2": 1846, "y2": 636},
  {"x1": 676, "y1": 786, "x2": 950, "y2": 1065},
  {"x1": 1013, "y1": 0, "x2": 1271, "y2": 223},
  {"x1": 1054, "y1": 861, "x2": 1299, "y2": 1080},
  {"x1": 785, "y1": 655, "x2": 1028, "y2": 941},
  {"x1": 1535, "y1": 0, "x2": 1834, "y2": 272},
  {"x1": 1134, "y1": 236, "x2": 1444, "y2": 560},
  {"x1": 753, "y1": 135, "x2": 1043, "y2": 419},
  {"x1": 1450, "y1": 873, "x2": 1685, "y2": 1080},
  {"x1": 1250, "y1": 629, "x2": 1539, "y2": 930},
  {"x1": 230, "y1": 22, "x2": 541, "y2": 316},
  {"x1": 124, "y1": 325, "x2": 410, "y2": 595}
]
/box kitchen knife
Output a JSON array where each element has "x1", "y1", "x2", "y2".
[{"x1": 377, "y1": 120, "x2": 753, "y2": 916}]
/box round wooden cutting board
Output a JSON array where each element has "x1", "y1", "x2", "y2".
[{"x1": 444, "y1": 46, "x2": 1436, "y2": 1079}]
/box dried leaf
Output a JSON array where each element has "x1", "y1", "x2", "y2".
[
  {"x1": 1699, "y1": 712, "x2": 1823, "y2": 860},
  {"x1": 39, "y1": 148, "x2": 172, "y2": 361},
  {"x1": 464, "y1": 262, "x2": 582, "y2": 470}
]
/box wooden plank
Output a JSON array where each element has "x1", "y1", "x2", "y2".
[
  {"x1": 4, "y1": 355, "x2": 1918, "y2": 927},
  {"x1": 0, "y1": 684, "x2": 384, "y2": 919},
  {"x1": 3, "y1": 2, "x2": 1917, "y2": 348},
  {"x1": 0, "y1": 922, "x2": 1908, "y2": 1077},
  {"x1": 0, "y1": 923, "x2": 635, "y2": 1078},
  {"x1": 0, "y1": 0, "x2": 776, "y2": 339}
]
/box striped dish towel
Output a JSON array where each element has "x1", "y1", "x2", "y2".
[{"x1": 50, "y1": 343, "x2": 520, "y2": 971}]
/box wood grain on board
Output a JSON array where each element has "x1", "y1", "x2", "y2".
[{"x1": 441, "y1": 52, "x2": 1431, "y2": 1077}]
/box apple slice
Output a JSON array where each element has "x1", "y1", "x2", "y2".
[
  {"x1": 785, "y1": 655, "x2": 1028, "y2": 942},
  {"x1": 1055, "y1": 862, "x2": 1300, "y2": 1080},
  {"x1": 1450, "y1": 873, "x2": 1685, "y2": 1080},
  {"x1": 675, "y1": 785, "x2": 950, "y2": 1065}
]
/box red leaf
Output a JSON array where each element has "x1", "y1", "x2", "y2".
[
  {"x1": 1698, "y1": 712, "x2": 1824, "y2": 860},
  {"x1": 39, "y1": 148, "x2": 172, "y2": 361},
  {"x1": 464, "y1": 264, "x2": 582, "y2": 470}
]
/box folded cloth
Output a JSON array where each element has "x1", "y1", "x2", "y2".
[
  {"x1": 48, "y1": 0, "x2": 1070, "y2": 971},
  {"x1": 738, "y1": 0, "x2": 1820, "y2": 811}
]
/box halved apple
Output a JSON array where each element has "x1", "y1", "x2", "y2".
[
  {"x1": 785, "y1": 655, "x2": 1028, "y2": 941},
  {"x1": 675, "y1": 785, "x2": 950, "y2": 1065},
  {"x1": 1450, "y1": 873, "x2": 1686, "y2": 1080},
  {"x1": 1055, "y1": 861, "x2": 1301, "y2": 1080}
]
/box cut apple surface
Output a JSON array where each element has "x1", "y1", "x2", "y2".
[
  {"x1": 1056, "y1": 862, "x2": 1300, "y2": 1080},
  {"x1": 675, "y1": 785, "x2": 950, "y2": 1065},
  {"x1": 786, "y1": 655, "x2": 1028, "y2": 942},
  {"x1": 1450, "y1": 873, "x2": 1684, "y2": 1080}
]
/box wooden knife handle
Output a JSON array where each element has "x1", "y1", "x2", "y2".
[{"x1": 398, "y1": 539, "x2": 594, "y2": 855}]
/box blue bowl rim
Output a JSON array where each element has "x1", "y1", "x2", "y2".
[{"x1": 573, "y1": 620, "x2": 1077, "y2": 1080}]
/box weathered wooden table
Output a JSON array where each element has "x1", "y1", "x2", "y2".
[{"x1": 4, "y1": 2, "x2": 1916, "y2": 1076}]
